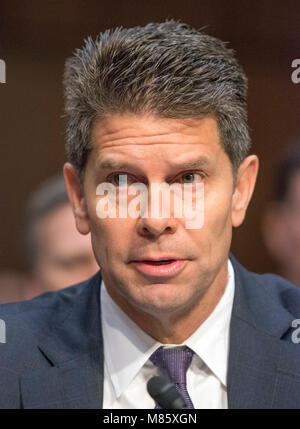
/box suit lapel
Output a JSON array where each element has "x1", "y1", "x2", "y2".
[
  {"x1": 20, "y1": 271, "x2": 105, "y2": 409},
  {"x1": 227, "y1": 254, "x2": 299, "y2": 408}
]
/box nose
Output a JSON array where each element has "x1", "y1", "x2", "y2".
[
  {"x1": 137, "y1": 216, "x2": 177, "y2": 238},
  {"x1": 135, "y1": 180, "x2": 180, "y2": 238}
]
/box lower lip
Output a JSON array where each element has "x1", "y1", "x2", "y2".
[{"x1": 131, "y1": 259, "x2": 186, "y2": 277}]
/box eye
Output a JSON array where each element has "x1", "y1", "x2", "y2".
[
  {"x1": 180, "y1": 172, "x2": 203, "y2": 184},
  {"x1": 111, "y1": 173, "x2": 126, "y2": 186},
  {"x1": 109, "y1": 173, "x2": 131, "y2": 186}
]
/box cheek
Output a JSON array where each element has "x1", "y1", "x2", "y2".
[
  {"x1": 185, "y1": 199, "x2": 232, "y2": 257},
  {"x1": 204, "y1": 187, "x2": 233, "y2": 234},
  {"x1": 90, "y1": 216, "x2": 136, "y2": 260}
]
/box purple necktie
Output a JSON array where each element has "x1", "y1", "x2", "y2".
[{"x1": 150, "y1": 346, "x2": 195, "y2": 409}]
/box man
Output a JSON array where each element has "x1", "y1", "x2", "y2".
[
  {"x1": 1, "y1": 21, "x2": 300, "y2": 409},
  {"x1": 262, "y1": 142, "x2": 300, "y2": 285},
  {"x1": 22, "y1": 175, "x2": 99, "y2": 297}
]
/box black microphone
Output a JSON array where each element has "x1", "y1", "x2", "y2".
[{"x1": 147, "y1": 375, "x2": 188, "y2": 409}]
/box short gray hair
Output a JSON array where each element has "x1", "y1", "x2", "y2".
[
  {"x1": 22, "y1": 175, "x2": 69, "y2": 270},
  {"x1": 64, "y1": 20, "x2": 251, "y2": 182}
]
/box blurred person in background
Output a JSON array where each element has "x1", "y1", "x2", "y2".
[
  {"x1": 22, "y1": 175, "x2": 99, "y2": 298},
  {"x1": 261, "y1": 142, "x2": 300, "y2": 285}
]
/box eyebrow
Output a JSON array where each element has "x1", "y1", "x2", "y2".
[
  {"x1": 173, "y1": 157, "x2": 212, "y2": 170},
  {"x1": 95, "y1": 156, "x2": 212, "y2": 172},
  {"x1": 96, "y1": 160, "x2": 136, "y2": 170}
]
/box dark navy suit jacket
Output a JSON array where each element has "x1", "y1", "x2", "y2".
[{"x1": 1, "y1": 253, "x2": 300, "y2": 408}]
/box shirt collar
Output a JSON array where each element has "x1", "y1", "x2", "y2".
[
  {"x1": 184, "y1": 259, "x2": 234, "y2": 386},
  {"x1": 101, "y1": 259, "x2": 235, "y2": 398}
]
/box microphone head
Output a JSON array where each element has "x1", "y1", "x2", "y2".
[{"x1": 147, "y1": 375, "x2": 187, "y2": 409}]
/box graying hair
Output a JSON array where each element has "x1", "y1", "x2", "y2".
[
  {"x1": 64, "y1": 20, "x2": 251, "y2": 183},
  {"x1": 22, "y1": 175, "x2": 69, "y2": 270}
]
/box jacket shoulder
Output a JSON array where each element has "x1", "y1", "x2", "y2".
[
  {"x1": 0, "y1": 278, "x2": 93, "y2": 367},
  {"x1": 230, "y1": 252, "x2": 300, "y2": 317},
  {"x1": 252, "y1": 271, "x2": 300, "y2": 316},
  {"x1": 0, "y1": 274, "x2": 101, "y2": 408},
  {"x1": 0, "y1": 279, "x2": 90, "y2": 332}
]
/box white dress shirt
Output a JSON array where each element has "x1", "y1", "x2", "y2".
[{"x1": 101, "y1": 259, "x2": 235, "y2": 409}]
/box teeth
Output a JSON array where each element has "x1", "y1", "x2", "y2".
[{"x1": 145, "y1": 260, "x2": 174, "y2": 265}]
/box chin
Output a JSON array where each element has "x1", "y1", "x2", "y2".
[{"x1": 131, "y1": 284, "x2": 196, "y2": 314}]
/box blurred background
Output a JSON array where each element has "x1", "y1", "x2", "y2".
[{"x1": 0, "y1": 0, "x2": 300, "y2": 301}]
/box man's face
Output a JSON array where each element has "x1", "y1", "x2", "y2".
[
  {"x1": 34, "y1": 203, "x2": 99, "y2": 291},
  {"x1": 65, "y1": 114, "x2": 257, "y2": 319}
]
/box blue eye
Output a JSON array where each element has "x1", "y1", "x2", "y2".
[
  {"x1": 182, "y1": 173, "x2": 195, "y2": 183},
  {"x1": 181, "y1": 173, "x2": 203, "y2": 184}
]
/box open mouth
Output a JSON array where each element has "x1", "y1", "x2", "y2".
[
  {"x1": 131, "y1": 258, "x2": 186, "y2": 277},
  {"x1": 143, "y1": 259, "x2": 175, "y2": 265}
]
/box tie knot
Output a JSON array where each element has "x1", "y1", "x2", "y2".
[{"x1": 150, "y1": 346, "x2": 194, "y2": 384}]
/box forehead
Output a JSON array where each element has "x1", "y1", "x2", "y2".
[
  {"x1": 91, "y1": 113, "x2": 220, "y2": 147},
  {"x1": 89, "y1": 113, "x2": 228, "y2": 172}
]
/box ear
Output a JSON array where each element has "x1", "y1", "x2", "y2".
[
  {"x1": 231, "y1": 155, "x2": 259, "y2": 227},
  {"x1": 63, "y1": 162, "x2": 90, "y2": 235}
]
